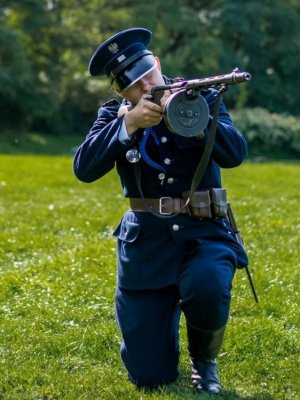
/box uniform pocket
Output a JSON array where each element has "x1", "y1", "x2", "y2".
[{"x1": 113, "y1": 217, "x2": 141, "y2": 243}]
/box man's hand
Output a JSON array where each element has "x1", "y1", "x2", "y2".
[
  {"x1": 159, "y1": 90, "x2": 173, "y2": 109},
  {"x1": 124, "y1": 95, "x2": 163, "y2": 136}
]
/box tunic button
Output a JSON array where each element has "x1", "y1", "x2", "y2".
[
  {"x1": 161, "y1": 136, "x2": 168, "y2": 143},
  {"x1": 164, "y1": 158, "x2": 171, "y2": 165},
  {"x1": 167, "y1": 177, "x2": 174, "y2": 184},
  {"x1": 172, "y1": 224, "x2": 180, "y2": 231}
]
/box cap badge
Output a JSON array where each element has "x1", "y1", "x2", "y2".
[{"x1": 108, "y1": 42, "x2": 119, "y2": 54}]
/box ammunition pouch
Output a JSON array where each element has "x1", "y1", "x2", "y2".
[{"x1": 182, "y1": 188, "x2": 228, "y2": 219}]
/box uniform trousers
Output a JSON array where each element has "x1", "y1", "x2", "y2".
[{"x1": 115, "y1": 236, "x2": 236, "y2": 389}]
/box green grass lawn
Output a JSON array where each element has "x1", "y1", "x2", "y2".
[{"x1": 0, "y1": 155, "x2": 299, "y2": 399}]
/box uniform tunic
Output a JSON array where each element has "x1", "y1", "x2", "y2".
[{"x1": 73, "y1": 85, "x2": 248, "y2": 387}]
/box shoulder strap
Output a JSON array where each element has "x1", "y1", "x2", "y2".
[{"x1": 188, "y1": 87, "x2": 225, "y2": 198}]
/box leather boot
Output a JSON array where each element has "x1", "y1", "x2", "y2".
[{"x1": 187, "y1": 324, "x2": 226, "y2": 395}]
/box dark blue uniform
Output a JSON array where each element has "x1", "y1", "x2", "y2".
[{"x1": 73, "y1": 86, "x2": 248, "y2": 388}]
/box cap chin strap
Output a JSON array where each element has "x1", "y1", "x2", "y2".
[{"x1": 133, "y1": 86, "x2": 226, "y2": 219}]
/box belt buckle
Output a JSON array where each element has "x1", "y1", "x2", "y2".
[{"x1": 159, "y1": 197, "x2": 173, "y2": 215}]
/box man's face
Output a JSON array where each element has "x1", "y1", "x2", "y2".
[{"x1": 119, "y1": 58, "x2": 165, "y2": 105}]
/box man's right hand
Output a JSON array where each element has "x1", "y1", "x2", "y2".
[{"x1": 124, "y1": 95, "x2": 163, "y2": 136}]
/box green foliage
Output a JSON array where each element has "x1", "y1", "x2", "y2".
[
  {"x1": 0, "y1": 0, "x2": 111, "y2": 133},
  {"x1": 0, "y1": 156, "x2": 299, "y2": 399},
  {"x1": 217, "y1": 0, "x2": 300, "y2": 114},
  {"x1": 232, "y1": 108, "x2": 300, "y2": 159},
  {"x1": 0, "y1": 1, "x2": 61, "y2": 128},
  {"x1": 1, "y1": 0, "x2": 300, "y2": 135}
]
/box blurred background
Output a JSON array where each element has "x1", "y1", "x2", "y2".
[{"x1": 1, "y1": 0, "x2": 300, "y2": 159}]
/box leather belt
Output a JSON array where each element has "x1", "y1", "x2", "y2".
[
  {"x1": 129, "y1": 189, "x2": 228, "y2": 219},
  {"x1": 129, "y1": 197, "x2": 188, "y2": 215}
]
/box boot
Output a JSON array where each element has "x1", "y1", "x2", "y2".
[{"x1": 187, "y1": 324, "x2": 226, "y2": 395}]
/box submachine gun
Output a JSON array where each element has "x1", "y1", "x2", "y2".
[{"x1": 149, "y1": 68, "x2": 251, "y2": 137}]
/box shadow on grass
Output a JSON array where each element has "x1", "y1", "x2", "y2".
[
  {"x1": 138, "y1": 379, "x2": 274, "y2": 400},
  {"x1": 157, "y1": 385, "x2": 274, "y2": 399},
  {"x1": 221, "y1": 391, "x2": 274, "y2": 400}
]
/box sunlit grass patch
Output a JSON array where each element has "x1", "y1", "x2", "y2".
[{"x1": 0, "y1": 156, "x2": 299, "y2": 399}]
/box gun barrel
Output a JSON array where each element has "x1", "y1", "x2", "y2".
[{"x1": 186, "y1": 71, "x2": 251, "y2": 89}]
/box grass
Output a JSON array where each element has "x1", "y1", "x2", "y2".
[
  {"x1": 0, "y1": 154, "x2": 299, "y2": 399},
  {"x1": 0, "y1": 132, "x2": 83, "y2": 155}
]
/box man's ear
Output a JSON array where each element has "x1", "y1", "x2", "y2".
[{"x1": 155, "y1": 56, "x2": 162, "y2": 71}]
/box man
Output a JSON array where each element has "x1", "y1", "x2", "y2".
[{"x1": 73, "y1": 27, "x2": 248, "y2": 394}]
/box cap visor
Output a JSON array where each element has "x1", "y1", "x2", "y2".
[{"x1": 115, "y1": 55, "x2": 157, "y2": 93}]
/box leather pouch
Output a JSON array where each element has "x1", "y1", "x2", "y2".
[
  {"x1": 183, "y1": 190, "x2": 212, "y2": 219},
  {"x1": 210, "y1": 188, "x2": 228, "y2": 217}
]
